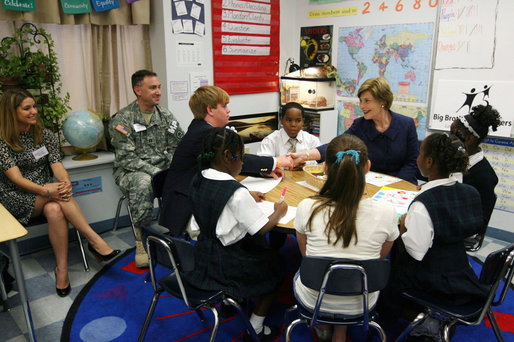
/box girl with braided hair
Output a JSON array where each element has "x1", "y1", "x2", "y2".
[
  {"x1": 451, "y1": 104, "x2": 501, "y2": 234},
  {"x1": 186, "y1": 127, "x2": 287, "y2": 341},
  {"x1": 294, "y1": 134, "x2": 398, "y2": 342},
  {"x1": 380, "y1": 133, "x2": 489, "y2": 339}
]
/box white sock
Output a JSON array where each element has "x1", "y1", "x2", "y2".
[{"x1": 249, "y1": 313, "x2": 265, "y2": 334}]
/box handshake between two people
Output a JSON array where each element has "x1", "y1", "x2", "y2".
[{"x1": 264, "y1": 149, "x2": 321, "y2": 180}]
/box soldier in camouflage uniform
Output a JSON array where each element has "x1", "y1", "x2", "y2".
[{"x1": 110, "y1": 70, "x2": 184, "y2": 267}]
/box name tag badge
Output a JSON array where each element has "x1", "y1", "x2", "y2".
[
  {"x1": 32, "y1": 146, "x2": 49, "y2": 160},
  {"x1": 133, "y1": 123, "x2": 147, "y2": 132}
]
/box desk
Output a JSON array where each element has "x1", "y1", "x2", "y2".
[
  {"x1": 0, "y1": 204, "x2": 36, "y2": 342},
  {"x1": 238, "y1": 170, "x2": 418, "y2": 231}
]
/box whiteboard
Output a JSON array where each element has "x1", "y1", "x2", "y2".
[{"x1": 436, "y1": 0, "x2": 498, "y2": 69}]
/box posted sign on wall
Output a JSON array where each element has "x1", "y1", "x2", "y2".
[{"x1": 212, "y1": 0, "x2": 280, "y2": 95}]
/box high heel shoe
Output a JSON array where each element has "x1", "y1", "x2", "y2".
[
  {"x1": 87, "y1": 243, "x2": 121, "y2": 262},
  {"x1": 54, "y1": 268, "x2": 71, "y2": 297}
]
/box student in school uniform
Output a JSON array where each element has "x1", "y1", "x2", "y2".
[
  {"x1": 159, "y1": 85, "x2": 293, "y2": 237},
  {"x1": 257, "y1": 102, "x2": 320, "y2": 165},
  {"x1": 294, "y1": 134, "x2": 398, "y2": 342},
  {"x1": 450, "y1": 104, "x2": 501, "y2": 234},
  {"x1": 379, "y1": 133, "x2": 489, "y2": 339},
  {"x1": 185, "y1": 127, "x2": 287, "y2": 341}
]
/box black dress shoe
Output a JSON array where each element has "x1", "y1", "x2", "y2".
[
  {"x1": 87, "y1": 244, "x2": 121, "y2": 262},
  {"x1": 244, "y1": 325, "x2": 281, "y2": 342},
  {"x1": 54, "y1": 269, "x2": 71, "y2": 297}
]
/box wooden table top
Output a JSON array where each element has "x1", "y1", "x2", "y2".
[
  {"x1": 0, "y1": 203, "x2": 28, "y2": 242},
  {"x1": 238, "y1": 170, "x2": 418, "y2": 230}
]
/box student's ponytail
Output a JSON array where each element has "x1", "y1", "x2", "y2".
[{"x1": 308, "y1": 134, "x2": 368, "y2": 247}]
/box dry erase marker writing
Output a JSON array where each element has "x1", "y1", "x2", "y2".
[{"x1": 279, "y1": 187, "x2": 287, "y2": 203}]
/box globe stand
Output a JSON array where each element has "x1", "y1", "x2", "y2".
[{"x1": 72, "y1": 149, "x2": 98, "y2": 161}]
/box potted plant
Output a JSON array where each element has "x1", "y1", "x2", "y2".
[
  {"x1": 0, "y1": 38, "x2": 25, "y2": 89},
  {"x1": 0, "y1": 23, "x2": 71, "y2": 138}
]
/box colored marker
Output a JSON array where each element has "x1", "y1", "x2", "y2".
[{"x1": 279, "y1": 187, "x2": 287, "y2": 203}]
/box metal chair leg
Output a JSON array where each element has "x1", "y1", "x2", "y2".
[
  {"x1": 137, "y1": 291, "x2": 162, "y2": 342},
  {"x1": 224, "y1": 297, "x2": 259, "y2": 342},
  {"x1": 127, "y1": 205, "x2": 137, "y2": 239},
  {"x1": 75, "y1": 229, "x2": 89, "y2": 272},
  {"x1": 283, "y1": 304, "x2": 297, "y2": 328},
  {"x1": 0, "y1": 272, "x2": 8, "y2": 312},
  {"x1": 369, "y1": 321, "x2": 387, "y2": 342},
  {"x1": 285, "y1": 318, "x2": 303, "y2": 342},
  {"x1": 395, "y1": 311, "x2": 429, "y2": 342},
  {"x1": 208, "y1": 306, "x2": 220, "y2": 342},
  {"x1": 112, "y1": 195, "x2": 127, "y2": 232},
  {"x1": 487, "y1": 308, "x2": 505, "y2": 342}
]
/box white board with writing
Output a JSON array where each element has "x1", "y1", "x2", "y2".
[{"x1": 436, "y1": 0, "x2": 498, "y2": 69}]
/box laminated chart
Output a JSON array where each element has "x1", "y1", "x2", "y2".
[
  {"x1": 371, "y1": 186, "x2": 418, "y2": 216},
  {"x1": 482, "y1": 138, "x2": 514, "y2": 214}
]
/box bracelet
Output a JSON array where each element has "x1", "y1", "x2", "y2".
[
  {"x1": 276, "y1": 157, "x2": 281, "y2": 169},
  {"x1": 305, "y1": 151, "x2": 310, "y2": 161},
  {"x1": 45, "y1": 187, "x2": 51, "y2": 199}
]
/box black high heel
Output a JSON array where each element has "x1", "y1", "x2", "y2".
[
  {"x1": 87, "y1": 244, "x2": 121, "y2": 262},
  {"x1": 54, "y1": 268, "x2": 71, "y2": 297}
]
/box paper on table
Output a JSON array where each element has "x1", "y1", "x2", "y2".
[
  {"x1": 365, "y1": 171, "x2": 403, "y2": 187},
  {"x1": 297, "y1": 180, "x2": 320, "y2": 192},
  {"x1": 371, "y1": 186, "x2": 418, "y2": 216},
  {"x1": 240, "y1": 176, "x2": 282, "y2": 193},
  {"x1": 256, "y1": 200, "x2": 297, "y2": 225}
]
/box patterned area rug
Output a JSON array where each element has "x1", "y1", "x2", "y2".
[{"x1": 61, "y1": 237, "x2": 514, "y2": 341}]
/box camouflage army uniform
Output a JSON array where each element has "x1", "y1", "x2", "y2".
[{"x1": 110, "y1": 100, "x2": 184, "y2": 226}]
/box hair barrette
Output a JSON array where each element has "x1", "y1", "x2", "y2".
[{"x1": 335, "y1": 150, "x2": 360, "y2": 165}]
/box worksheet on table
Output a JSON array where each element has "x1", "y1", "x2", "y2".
[
  {"x1": 256, "y1": 200, "x2": 297, "y2": 225},
  {"x1": 240, "y1": 176, "x2": 282, "y2": 193}
]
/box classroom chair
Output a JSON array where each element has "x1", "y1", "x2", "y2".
[
  {"x1": 111, "y1": 193, "x2": 136, "y2": 235},
  {"x1": 137, "y1": 224, "x2": 259, "y2": 342},
  {"x1": 150, "y1": 168, "x2": 167, "y2": 221},
  {"x1": 112, "y1": 168, "x2": 168, "y2": 235},
  {"x1": 395, "y1": 242, "x2": 514, "y2": 342},
  {"x1": 285, "y1": 256, "x2": 390, "y2": 342}
]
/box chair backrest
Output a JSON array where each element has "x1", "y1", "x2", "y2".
[
  {"x1": 479, "y1": 242, "x2": 514, "y2": 306},
  {"x1": 142, "y1": 224, "x2": 197, "y2": 308},
  {"x1": 151, "y1": 169, "x2": 168, "y2": 200},
  {"x1": 142, "y1": 224, "x2": 195, "y2": 272},
  {"x1": 299, "y1": 256, "x2": 390, "y2": 295}
]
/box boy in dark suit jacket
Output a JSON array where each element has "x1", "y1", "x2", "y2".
[{"x1": 160, "y1": 85, "x2": 293, "y2": 236}]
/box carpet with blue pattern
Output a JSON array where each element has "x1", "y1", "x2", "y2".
[{"x1": 61, "y1": 236, "x2": 514, "y2": 342}]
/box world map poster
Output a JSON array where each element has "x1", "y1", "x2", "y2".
[
  {"x1": 335, "y1": 23, "x2": 434, "y2": 139},
  {"x1": 337, "y1": 23, "x2": 434, "y2": 101}
]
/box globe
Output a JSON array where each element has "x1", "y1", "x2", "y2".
[{"x1": 62, "y1": 110, "x2": 104, "y2": 160}]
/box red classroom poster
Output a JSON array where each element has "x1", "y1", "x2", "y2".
[{"x1": 211, "y1": 0, "x2": 280, "y2": 95}]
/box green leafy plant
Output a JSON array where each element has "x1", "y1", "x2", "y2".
[{"x1": 0, "y1": 23, "x2": 71, "y2": 137}]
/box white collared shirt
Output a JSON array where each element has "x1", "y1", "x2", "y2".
[
  {"x1": 257, "y1": 128, "x2": 321, "y2": 159},
  {"x1": 402, "y1": 174, "x2": 460, "y2": 261},
  {"x1": 468, "y1": 150, "x2": 484, "y2": 169},
  {"x1": 189, "y1": 168, "x2": 269, "y2": 246}
]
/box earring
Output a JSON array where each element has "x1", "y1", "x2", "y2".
[{"x1": 381, "y1": 104, "x2": 385, "y2": 108}]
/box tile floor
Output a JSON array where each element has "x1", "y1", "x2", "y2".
[
  {"x1": 1, "y1": 225, "x2": 135, "y2": 342},
  {"x1": 0, "y1": 229, "x2": 511, "y2": 342}
]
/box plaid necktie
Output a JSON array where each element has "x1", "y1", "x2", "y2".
[{"x1": 288, "y1": 138, "x2": 298, "y2": 153}]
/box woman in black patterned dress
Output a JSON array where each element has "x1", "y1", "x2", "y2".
[{"x1": 0, "y1": 89, "x2": 120, "y2": 297}]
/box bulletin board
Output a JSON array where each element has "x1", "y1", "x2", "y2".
[{"x1": 211, "y1": 0, "x2": 280, "y2": 95}]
